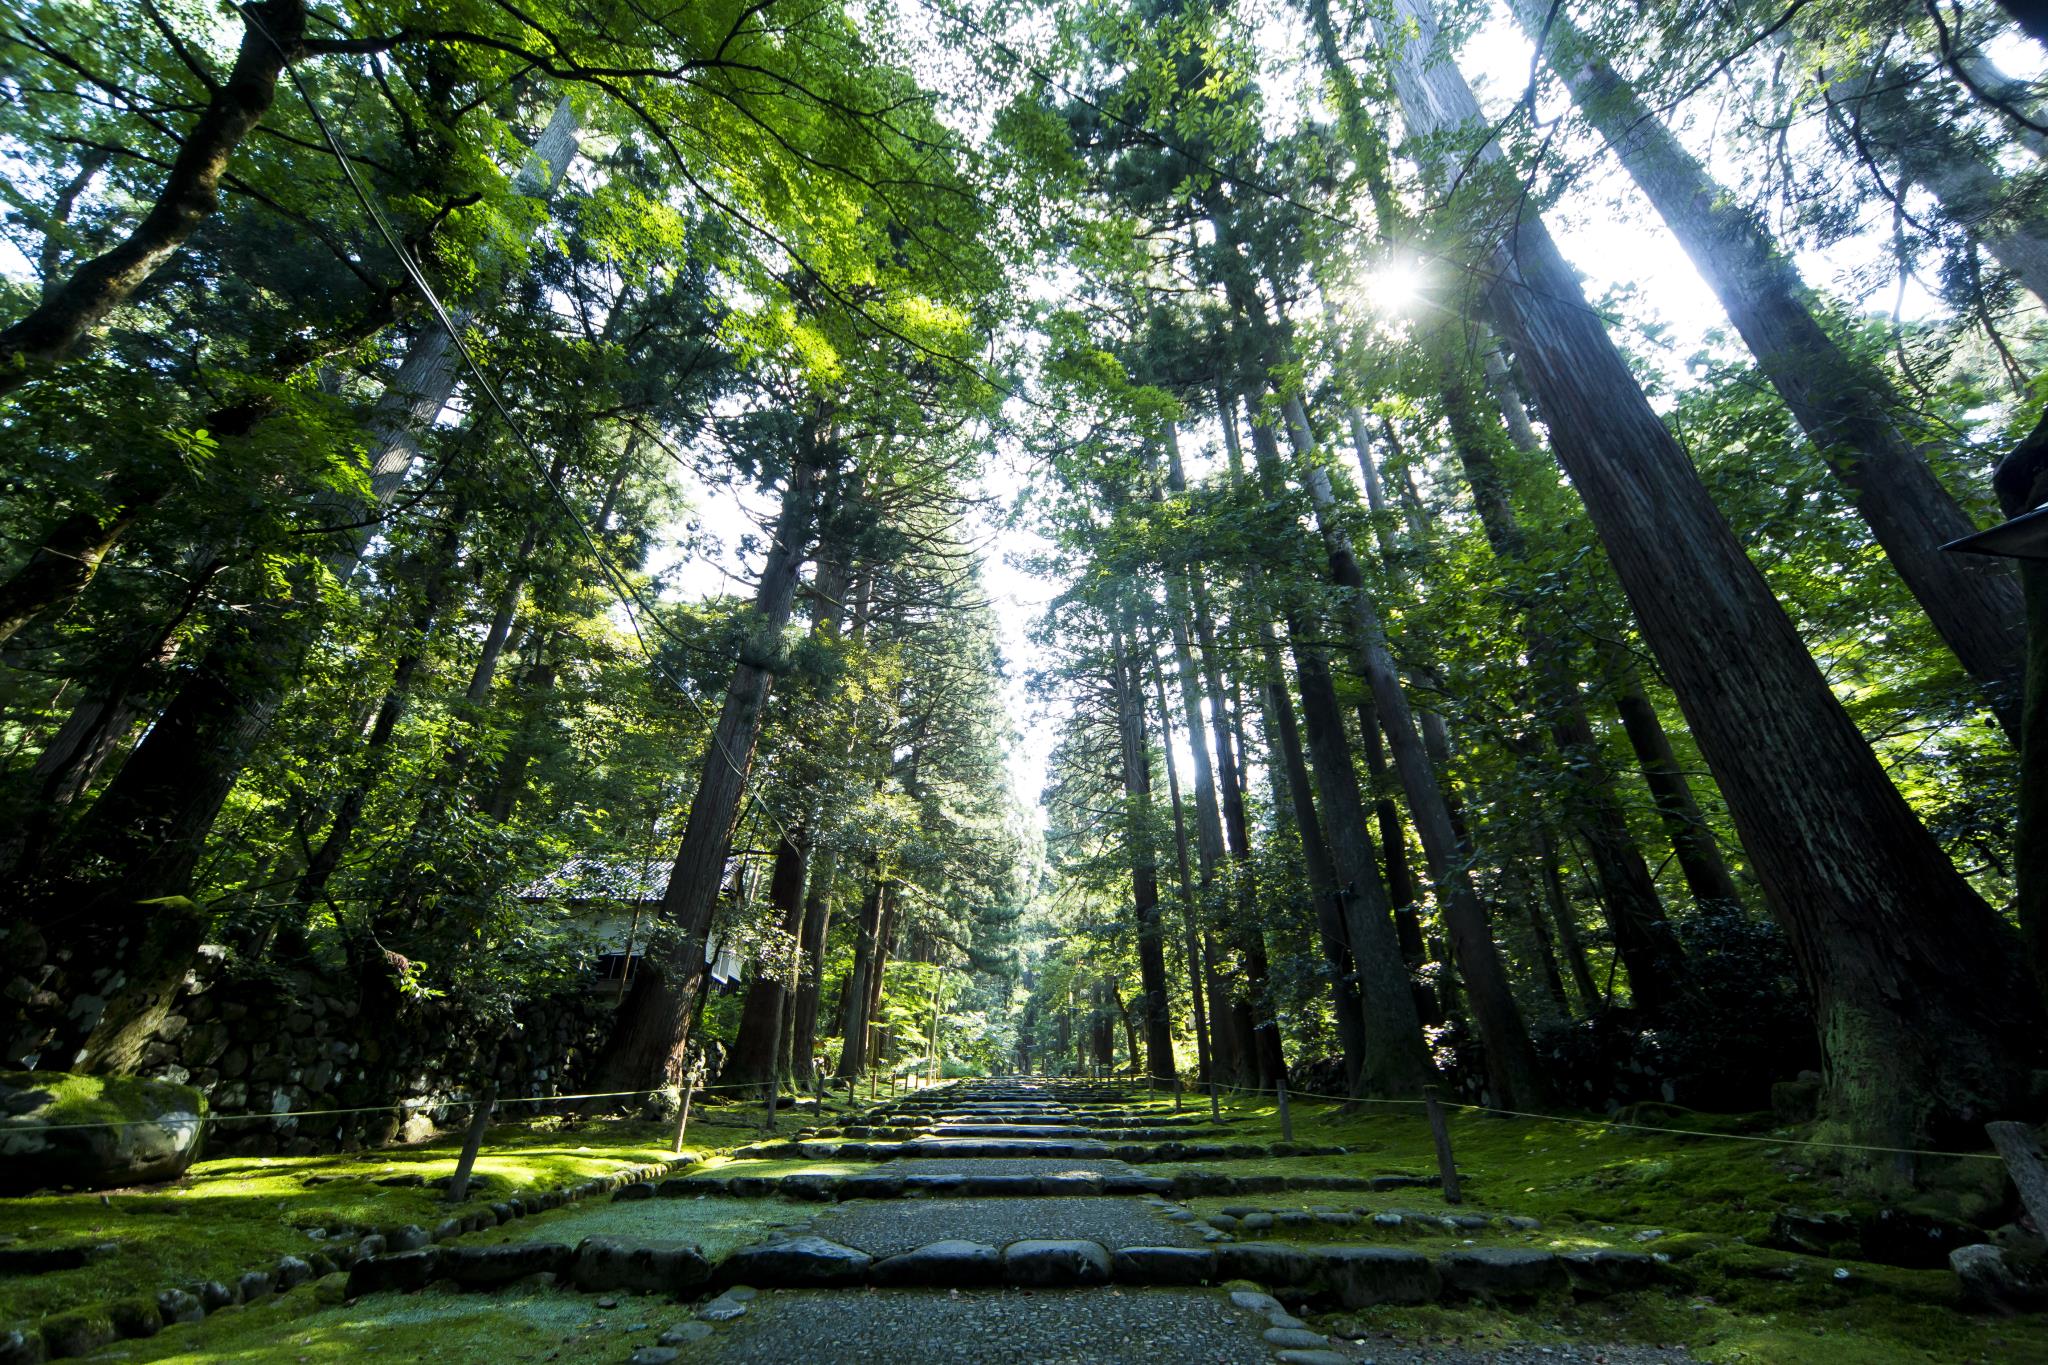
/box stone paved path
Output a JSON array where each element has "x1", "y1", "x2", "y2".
[
  {"x1": 681, "y1": 1080, "x2": 1315, "y2": 1364},
  {"x1": 646, "y1": 1078, "x2": 1691, "y2": 1365},
  {"x1": 315, "y1": 1077, "x2": 1696, "y2": 1365},
  {"x1": 801, "y1": 1193, "x2": 1205, "y2": 1256}
]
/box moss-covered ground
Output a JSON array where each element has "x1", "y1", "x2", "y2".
[
  {"x1": 480, "y1": 1193, "x2": 795, "y2": 1259},
  {"x1": 9, "y1": 1083, "x2": 2045, "y2": 1362},
  {"x1": 98, "y1": 1281, "x2": 721, "y2": 1363},
  {"x1": 1168, "y1": 1091, "x2": 2047, "y2": 1363},
  {"x1": 0, "y1": 1094, "x2": 854, "y2": 1329}
]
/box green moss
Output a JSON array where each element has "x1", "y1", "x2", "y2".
[
  {"x1": 0, "y1": 1091, "x2": 860, "y2": 1331},
  {"x1": 477, "y1": 1195, "x2": 789, "y2": 1259},
  {"x1": 36, "y1": 1304, "x2": 114, "y2": 1356},
  {"x1": 680, "y1": 1156, "x2": 864, "y2": 1180},
  {"x1": 109, "y1": 1283, "x2": 720, "y2": 1363},
  {"x1": 1175, "y1": 1093, "x2": 2047, "y2": 1361},
  {"x1": 0, "y1": 1116, "x2": 688, "y2": 1328},
  {"x1": 6, "y1": 1070, "x2": 202, "y2": 1126}
]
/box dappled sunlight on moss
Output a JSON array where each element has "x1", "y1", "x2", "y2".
[
  {"x1": 0, "y1": 1116, "x2": 706, "y2": 1326},
  {"x1": 112, "y1": 1283, "x2": 708, "y2": 1364},
  {"x1": 477, "y1": 1194, "x2": 790, "y2": 1259}
]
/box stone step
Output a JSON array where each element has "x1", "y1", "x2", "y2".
[{"x1": 403, "y1": 1235, "x2": 1664, "y2": 1306}]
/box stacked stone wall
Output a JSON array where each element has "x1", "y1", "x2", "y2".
[{"x1": 131, "y1": 946, "x2": 618, "y2": 1153}]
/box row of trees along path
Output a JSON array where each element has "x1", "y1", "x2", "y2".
[{"x1": 2, "y1": 0, "x2": 2046, "y2": 1242}]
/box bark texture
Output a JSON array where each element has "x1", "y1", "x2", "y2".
[
  {"x1": 595, "y1": 448, "x2": 825, "y2": 1092},
  {"x1": 1512, "y1": 0, "x2": 2025, "y2": 736},
  {"x1": 0, "y1": 0, "x2": 307, "y2": 393},
  {"x1": 1378, "y1": 0, "x2": 2044, "y2": 1153}
]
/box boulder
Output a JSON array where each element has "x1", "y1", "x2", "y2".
[
  {"x1": 384, "y1": 1225, "x2": 431, "y2": 1253},
  {"x1": 440, "y1": 1243, "x2": 571, "y2": 1289},
  {"x1": 105, "y1": 1297, "x2": 161, "y2": 1340},
  {"x1": 873, "y1": 1240, "x2": 1003, "y2": 1286},
  {"x1": 1437, "y1": 1248, "x2": 1565, "y2": 1300},
  {"x1": 346, "y1": 1249, "x2": 443, "y2": 1296},
  {"x1": 1951, "y1": 1243, "x2": 2048, "y2": 1312},
  {"x1": 36, "y1": 1308, "x2": 113, "y2": 1360},
  {"x1": 718, "y1": 1237, "x2": 871, "y2": 1288},
  {"x1": 1318, "y1": 1246, "x2": 1438, "y2": 1307},
  {"x1": 1767, "y1": 1207, "x2": 1856, "y2": 1256},
  {"x1": 155, "y1": 1288, "x2": 203, "y2": 1325},
  {"x1": 778, "y1": 1175, "x2": 839, "y2": 1203},
  {"x1": 571, "y1": 1237, "x2": 712, "y2": 1295},
  {"x1": 837, "y1": 1173, "x2": 906, "y2": 1201},
  {"x1": 1214, "y1": 1242, "x2": 1321, "y2": 1288},
  {"x1": 0, "y1": 1072, "x2": 206, "y2": 1193},
  {"x1": 1560, "y1": 1249, "x2": 1663, "y2": 1295},
  {"x1": 1002, "y1": 1239, "x2": 1111, "y2": 1286},
  {"x1": 1111, "y1": 1246, "x2": 1215, "y2": 1284},
  {"x1": 1265, "y1": 1328, "x2": 1328, "y2": 1349}
]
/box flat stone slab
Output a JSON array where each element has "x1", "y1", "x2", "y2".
[
  {"x1": 874, "y1": 1157, "x2": 1137, "y2": 1180},
  {"x1": 872, "y1": 1239, "x2": 1004, "y2": 1286},
  {"x1": 805, "y1": 1197, "x2": 1202, "y2": 1258},
  {"x1": 928, "y1": 1124, "x2": 1083, "y2": 1138},
  {"x1": 717, "y1": 1236, "x2": 872, "y2": 1289},
  {"x1": 1002, "y1": 1238, "x2": 1111, "y2": 1286},
  {"x1": 898, "y1": 1138, "x2": 1113, "y2": 1159}
]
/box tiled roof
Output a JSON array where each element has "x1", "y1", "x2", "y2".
[{"x1": 519, "y1": 855, "x2": 746, "y2": 902}]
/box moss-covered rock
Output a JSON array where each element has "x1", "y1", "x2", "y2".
[
  {"x1": 0, "y1": 1072, "x2": 206, "y2": 1193},
  {"x1": 36, "y1": 1306, "x2": 112, "y2": 1359}
]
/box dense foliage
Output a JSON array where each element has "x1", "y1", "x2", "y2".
[{"x1": 3, "y1": 0, "x2": 2046, "y2": 1186}]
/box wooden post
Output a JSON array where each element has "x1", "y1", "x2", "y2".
[
  {"x1": 445, "y1": 1083, "x2": 496, "y2": 1203},
  {"x1": 1987, "y1": 1120, "x2": 2048, "y2": 1234},
  {"x1": 1173, "y1": 1074, "x2": 1182, "y2": 1113},
  {"x1": 671, "y1": 1067, "x2": 699, "y2": 1155},
  {"x1": 1424, "y1": 1084, "x2": 1462, "y2": 1205},
  {"x1": 1276, "y1": 1079, "x2": 1293, "y2": 1142},
  {"x1": 927, "y1": 970, "x2": 944, "y2": 1088},
  {"x1": 1209, "y1": 1080, "x2": 1221, "y2": 1122}
]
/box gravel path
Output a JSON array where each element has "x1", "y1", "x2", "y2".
[
  {"x1": 699, "y1": 1286, "x2": 1273, "y2": 1363},
  {"x1": 1320, "y1": 1342, "x2": 1691, "y2": 1363},
  {"x1": 805, "y1": 1195, "x2": 1199, "y2": 1255}
]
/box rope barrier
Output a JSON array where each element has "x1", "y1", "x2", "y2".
[
  {"x1": 18, "y1": 1069, "x2": 2008, "y2": 1163},
  {"x1": 5, "y1": 1077, "x2": 843, "y2": 1132},
  {"x1": 1193, "y1": 1080, "x2": 2007, "y2": 1162}
]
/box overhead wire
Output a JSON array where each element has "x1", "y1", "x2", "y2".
[{"x1": 244, "y1": 10, "x2": 807, "y2": 846}]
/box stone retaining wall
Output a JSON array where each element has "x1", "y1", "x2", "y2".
[{"x1": 130, "y1": 947, "x2": 620, "y2": 1154}]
